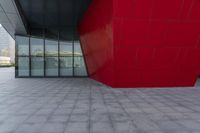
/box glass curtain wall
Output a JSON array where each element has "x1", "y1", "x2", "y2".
[
  {"x1": 30, "y1": 37, "x2": 44, "y2": 76},
  {"x1": 60, "y1": 41, "x2": 73, "y2": 76},
  {"x1": 16, "y1": 36, "x2": 29, "y2": 76},
  {"x1": 74, "y1": 40, "x2": 87, "y2": 76},
  {"x1": 15, "y1": 35, "x2": 87, "y2": 77}
]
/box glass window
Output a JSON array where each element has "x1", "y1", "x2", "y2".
[
  {"x1": 60, "y1": 57, "x2": 73, "y2": 76},
  {"x1": 31, "y1": 57, "x2": 44, "y2": 76},
  {"x1": 60, "y1": 41, "x2": 73, "y2": 56},
  {"x1": 31, "y1": 38, "x2": 44, "y2": 56},
  {"x1": 16, "y1": 34, "x2": 88, "y2": 77},
  {"x1": 46, "y1": 57, "x2": 58, "y2": 76},
  {"x1": 18, "y1": 57, "x2": 29, "y2": 76},
  {"x1": 16, "y1": 36, "x2": 29, "y2": 56},
  {"x1": 74, "y1": 40, "x2": 83, "y2": 56},
  {"x1": 45, "y1": 39, "x2": 58, "y2": 56},
  {"x1": 74, "y1": 57, "x2": 87, "y2": 76}
]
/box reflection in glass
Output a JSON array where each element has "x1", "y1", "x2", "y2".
[
  {"x1": 74, "y1": 40, "x2": 83, "y2": 56},
  {"x1": 74, "y1": 57, "x2": 87, "y2": 76},
  {"x1": 16, "y1": 36, "x2": 29, "y2": 56},
  {"x1": 16, "y1": 35, "x2": 88, "y2": 77},
  {"x1": 46, "y1": 57, "x2": 58, "y2": 76},
  {"x1": 18, "y1": 57, "x2": 29, "y2": 76},
  {"x1": 31, "y1": 38, "x2": 44, "y2": 56},
  {"x1": 45, "y1": 39, "x2": 58, "y2": 56},
  {"x1": 60, "y1": 57, "x2": 73, "y2": 76},
  {"x1": 31, "y1": 57, "x2": 44, "y2": 76},
  {"x1": 60, "y1": 41, "x2": 73, "y2": 56}
]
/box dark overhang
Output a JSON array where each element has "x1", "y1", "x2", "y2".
[{"x1": 16, "y1": 0, "x2": 92, "y2": 40}]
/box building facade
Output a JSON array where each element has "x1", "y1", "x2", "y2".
[{"x1": 0, "y1": 0, "x2": 200, "y2": 87}]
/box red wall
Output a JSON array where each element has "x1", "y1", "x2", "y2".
[
  {"x1": 79, "y1": 0, "x2": 200, "y2": 88},
  {"x1": 79, "y1": 0, "x2": 115, "y2": 86}
]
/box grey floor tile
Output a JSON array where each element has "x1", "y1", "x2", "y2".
[
  {"x1": 155, "y1": 120, "x2": 184, "y2": 130},
  {"x1": 38, "y1": 123, "x2": 66, "y2": 133},
  {"x1": 69, "y1": 114, "x2": 89, "y2": 122},
  {"x1": 91, "y1": 113, "x2": 110, "y2": 122},
  {"x1": 0, "y1": 122, "x2": 19, "y2": 133},
  {"x1": 177, "y1": 120, "x2": 200, "y2": 130},
  {"x1": 91, "y1": 122, "x2": 114, "y2": 133},
  {"x1": 26, "y1": 115, "x2": 49, "y2": 124},
  {"x1": 113, "y1": 121, "x2": 138, "y2": 133},
  {"x1": 48, "y1": 115, "x2": 69, "y2": 123},
  {"x1": 13, "y1": 123, "x2": 43, "y2": 133},
  {"x1": 0, "y1": 68, "x2": 200, "y2": 133},
  {"x1": 133, "y1": 119, "x2": 160, "y2": 131},
  {"x1": 64, "y1": 122, "x2": 89, "y2": 133}
]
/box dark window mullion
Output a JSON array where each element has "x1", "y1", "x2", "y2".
[
  {"x1": 29, "y1": 36, "x2": 31, "y2": 77},
  {"x1": 72, "y1": 37, "x2": 75, "y2": 76},
  {"x1": 15, "y1": 36, "x2": 18, "y2": 77},
  {"x1": 58, "y1": 31, "x2": 60, "y2": 76},
  {"x1": 44, "y1": 29, "x2": 46, "y2": 77}
]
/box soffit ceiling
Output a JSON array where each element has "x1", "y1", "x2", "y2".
[
  {"x1": 0, "y1": 0, "x2": 27, "y2": 38},
  {"x1": 17, "y1": 0, "x2": 92, "y2": 39}
]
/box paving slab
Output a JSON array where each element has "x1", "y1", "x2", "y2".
[{"x1": 0, "y1": 68, "x2": 200, "y2": 133}]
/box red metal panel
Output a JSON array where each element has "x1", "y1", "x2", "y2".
[
  {"x1": 146, "y1": 22, "x2": 167, "y2": 46},
  {"x1": 79, "y1": 0, "x2": 200, "y2": 88},
  {"x1": 189, "y1": 0, "x2": 200, "y2": 20},
  {"x1": 180, "y1": 0, "x2": 193, "y2": 19},
  {"x1": 164, "y1": 22, "x2": 200, "y2": 47},
  {"x1": 151, "y1": 0, "x2": 182, "y2": 19},
  {"x1": 79, "y1": 0, "x2": 115, "y2": 86}
]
